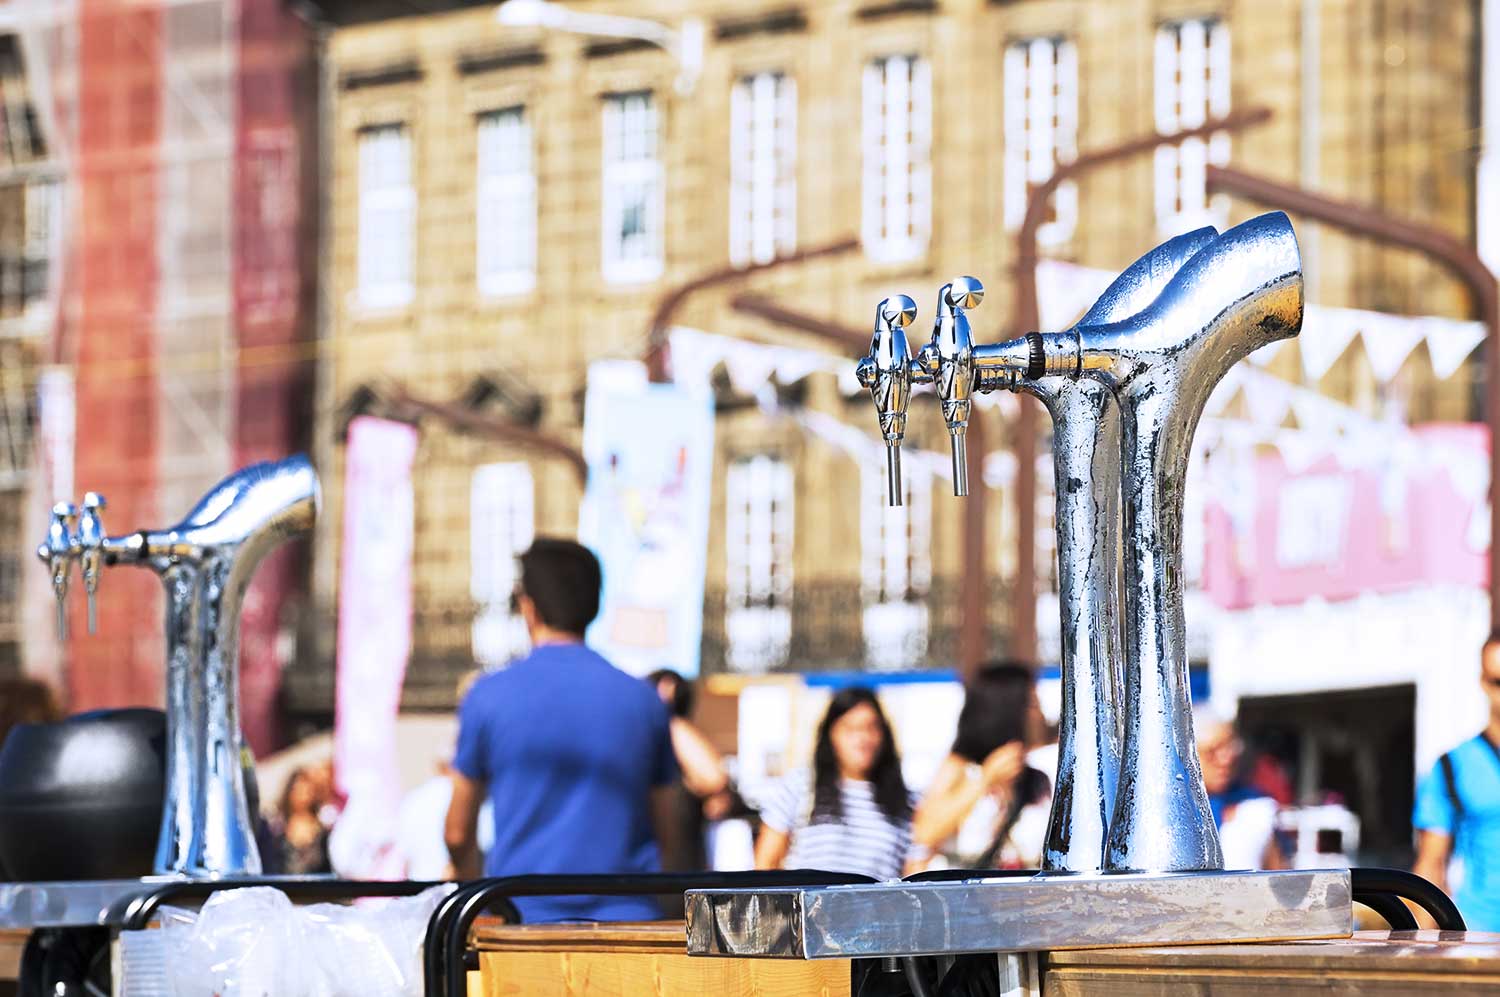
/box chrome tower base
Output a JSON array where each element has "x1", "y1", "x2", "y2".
[{"x1": 686, "y1": 870, "x2": 1352, "y2": 960}]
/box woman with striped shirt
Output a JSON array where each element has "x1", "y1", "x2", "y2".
[{"x1": 754, "y1": 686, "x2": 916, "y2": 882}]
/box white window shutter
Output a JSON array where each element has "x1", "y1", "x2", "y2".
[
  {"x1": 861, "y1": 60, "x2": 884, "y2": 254},
  {"x1": 602, "y1": 92, "x2": 664, "y2": 283},
  {"x1": 357, "y1": 125, "x2": 414, "y2": 308},
  {"x1": 477, "y1": 108, "x2": 536, "y2": 296},
  {"x1": 1155, "y1": 18, "x2": 1230, "y2": 234}
]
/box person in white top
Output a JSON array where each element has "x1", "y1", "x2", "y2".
[
  {"x1": 911, "y1": 662, "x2": 1052, "y2": 871},
  {"x1": 754, "y1": 686, "x2": 918, "y2": 882}
]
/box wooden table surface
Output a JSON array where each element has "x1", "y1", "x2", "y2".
[
  {"x1": 1, "y1": 929, "x2": 26, "y2": 996},
  {"x1": 472, "y1": 923, "x2": 1500, "y2": 995},
  {"x1": 1046, "y1": 930, "x2": 1500, "y2": 995}
]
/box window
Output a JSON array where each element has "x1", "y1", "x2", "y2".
[
  {"x1": 357, "y1": 124, "x2": 414, "y2": 308},
  {"x1": 860, "y1": 462, "x2": 931, "y2": 671},
  {"x1": 601, "y1": 92, "x2": 663, "y2": 283},
  {"x1": 1154, "y1": 17, "x2": 1230, "y2": 234},
  {"x1": 862, "y1": 54, "x2": 931, "y2": 263},
  {"x1": 1004, "y1": 36, "x2": 1077, "y2": 246},
  {"x1": 476, "y1": 107, "x2": 535, "y2": 297},
  {"x1": 730, "y1": 72, "x2": 796, "y2": 267},
  {"x1": 0, "y1": 34, "x2": 59, "y2": 322},
  {"x1": 725, "y1": 455, "x2": 794, "y2": 672},
  {"x1": 470, "y1": 462, "x2": 535, "y2": 668}
]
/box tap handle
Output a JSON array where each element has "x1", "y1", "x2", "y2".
[
  {"x1": 78, "y1": 492, "x2": 107, "y2": 634},
  {"x1": 932, "y1": 277, "x2": 983, "y2": 497},
  {"x1": 943, "y1": 275, "x2": 985, "y2": 312},
  {"x1": 861, "y1": 295, "x2": 917, "y2": 506},
  {"x1": 43, "y1": 502, "x2": 77, "y2": 638}
]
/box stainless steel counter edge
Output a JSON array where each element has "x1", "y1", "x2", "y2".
[
  {"x1": 0, "y1": 875, "x2": 344, "y2": 929},
  {"x1": 685, "y1": 869, "x2": 1353, "y2": 959}
]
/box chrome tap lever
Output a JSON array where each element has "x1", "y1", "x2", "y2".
[
  {"x1": 858, "y1": 295, "x2": 918, "y2": 506},
  {"x1": 930, "y1": 276, "x2": 983, "y2": 496},
  {"x1": 78, "y1": 492, "x2": 107, "y2": 634},
  {"x1": 40, "y1": 502, "x2": 77, "y2": 638}
]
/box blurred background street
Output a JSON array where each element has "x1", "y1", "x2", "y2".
[{"x1": 1, "y1": 0, "x2": 1497, "y2": 875}]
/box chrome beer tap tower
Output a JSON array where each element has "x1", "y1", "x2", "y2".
[
  {"x1": 689, "y1": 213, "x2": 1354, "y2": 960},
  {"x1": 35, "y1": 455, "x2": 320, "y2": 877}
]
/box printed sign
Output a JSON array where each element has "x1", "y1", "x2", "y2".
[{"x1": 578, "y1": 364, "x2": 714, "y2": 677}]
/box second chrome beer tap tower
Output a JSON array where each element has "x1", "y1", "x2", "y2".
[
  {"x1": 688, "y1": 213, "x2": 1355, "y2": 960},
  {"x1": 34, "y1": 456, "x2": 320, "y2": 877}
]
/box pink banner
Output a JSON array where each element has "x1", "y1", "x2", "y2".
[
  {"x1": 1202, "y1": 424, "x2": 1488, "y2": 609},
  {"x1": 333, "y1": 416, "x2": 418, "y2": 875}
]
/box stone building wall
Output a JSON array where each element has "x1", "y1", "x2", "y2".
[{"x1": 302, "y1": 0, "x2": 1482, "y2": 710}]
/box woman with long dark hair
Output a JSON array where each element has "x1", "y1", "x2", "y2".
[
  {"x1": 754, "y1": 686, "x2": 915, "y2": 881},
  {"x1": 911, "y1": 661, "x2": 1051, "y2": 870},
  {"x1": 268, "y1": 765, "x2": 332, "y2": 876}
]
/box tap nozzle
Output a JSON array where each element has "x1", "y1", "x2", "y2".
[
  {"x1": 859, "y1": 294, "x2": 918, "y2": 506},
  {"x1": 78, "y1": 492, "x2": 107, "y2": 634},
  {"x1": 930, "y1": 276, "x2": 983, "y2": 497},
  {"x1": 40, "y1": 502, "x2": 77, "y2": 638}
]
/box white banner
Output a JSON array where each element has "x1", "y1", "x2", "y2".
[
  {"x1": 333, "y1": 416, "x2": 418, "y2": 878},
  {"x1": 578, "y1": 365, "x2": 715, "y2": 678}
]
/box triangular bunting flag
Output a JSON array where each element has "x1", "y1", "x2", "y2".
[
  {"x1": 1424, "y1": 317, "x2": 1487, "y2": 380},
  {"x1": 1247, "y1": 338, "x2": 1289, "y2": 367},
  {"x1": 1241, "y1": 371, "x2": 1293, "y2": 428},
  {"x1": 1299, "y1": 306, "x2": 1361, "y2": 381},
  {"x1": 1358, "y1": 311, "x2": 1429, "y2": 383}
]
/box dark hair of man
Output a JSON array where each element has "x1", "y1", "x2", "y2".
[
  {"x1": 646, "y1": 668, "x2": 694, "y2": 719},
  {"x1": 518, "y1": 538, "x2": 602, "y2": 636},
  {"x1": 951, "y1": 660, "x2": 1036, "y2": 765},
  {"x1": 810, "y1": 686, "x2": 910, "y2": 824},
  {"x1": 0, "y1": 677, "x2": 61, "y2": 751}
]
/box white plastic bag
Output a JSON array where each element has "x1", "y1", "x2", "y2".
[{"x1": 140, "y1": 883, "x2": 453, "y2": 997}]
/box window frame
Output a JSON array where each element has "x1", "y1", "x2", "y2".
[
  {"x1": 729, "y1": 70, "x2": 797, "y2": 268},
  {"x1": 470, "y1": 461, "x2": 536, "y2": 668},
  {"x1": 859, "y1": 460, "x2": 932, "y2": 669},
  {"x1": 724, "y1": 453, "x2": 795, "y2": 672},
  {"x1": 1003, "y1": 35, "x2": 1078, "y2": 247},
  {"x1": 861, "y1": 53, "x2": 932, "y2": 264},
  {"x1": 475, "y1": 105, "x2": 537, "y2": 299},
  {"x1": 1153, "y1": 16, "x2": 1231, "y2": 235},
  {"x1": 355, "y1": 123, "x2": 416, "y2": 310},
  {"x1": 601, "y1": 90, "x2": 665, "y2": 285}
]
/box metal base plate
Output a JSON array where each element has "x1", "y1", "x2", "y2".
[{"x1": 685, "y1": 869, "x2": 1352, "y2": 959}]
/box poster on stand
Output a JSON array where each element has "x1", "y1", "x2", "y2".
[
  {"x1": 332, "y1": 415, "x2": 418, "y2": 878},
  {"x1": 578, "y1": 362, "x2": 714, "y2": 678}
]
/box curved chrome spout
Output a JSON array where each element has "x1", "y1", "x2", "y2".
[
  {"x1": 107, "y1": 455, "x2": 319, "y2": 876},
  {"x1": 969, "y1": 212, "x2": 1303, "y2": 872},
  {"x1": 1027, "y1": 226, "x2": 1218, "y2": 874},
  {"x1": 1100, "y1": 215, "x2": 1301, "y2": 873}
]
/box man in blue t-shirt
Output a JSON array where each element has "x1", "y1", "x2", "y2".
[
  {"x1": 1412, "y1": 634, "x2": 1500, "y2": 931},
  {"x1": 444, "y1": 538, "x2": 678, "y2": 922}
]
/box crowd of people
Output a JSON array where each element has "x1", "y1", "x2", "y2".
[
  {"x1": 5, "y1": 535, "x2": 1500, "y2": 933},
  {"x1": 427, "y1": 537, "x2": 1315, "y2": 923}
]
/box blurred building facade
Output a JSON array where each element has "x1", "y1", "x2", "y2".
[
  {"x1": 0, "y1": 24, "x2": 60, "y2": 676},
  {"x1": 0, "y1": 0, "x2": 317, "y2": 754},
  {"x1": 290, "y1": 0, "x2": 1486, "y2": 717}
]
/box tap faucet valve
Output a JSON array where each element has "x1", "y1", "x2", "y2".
[
  {"x1": 40, "y1": 502, "x2": 77, "y2": 638},
  {"x1": 78, "y1": 492, "x2": 107, "y2": 634},
  {"x1": 928, "y1": 276, "x2": 983, "y2": 496},
  {"x1": 858, "y1": 295, "x2": 919, "y2": 506}
]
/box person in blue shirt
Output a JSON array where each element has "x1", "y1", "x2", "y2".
[
  {"x1": 1412, "y1": 633, "x2": 1500, "y2": 931},
  {"x1": 444, "y1": 538, "x2": 678, "y2": 922}
]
